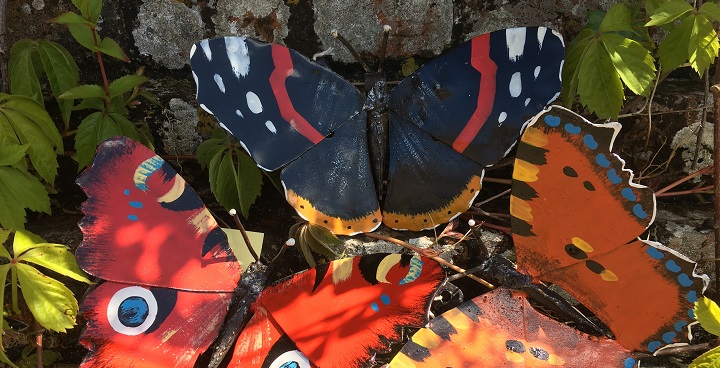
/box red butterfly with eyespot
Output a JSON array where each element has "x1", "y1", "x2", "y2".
[{"x1": 389, "y1": 106, "x2": 709, "y2": 367}]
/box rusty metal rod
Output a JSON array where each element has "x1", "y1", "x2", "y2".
[{"x1": 709, "y1": 83, "x2": 720, "y2": 290}]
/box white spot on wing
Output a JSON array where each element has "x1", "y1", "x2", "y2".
[
  {"x1": 246, "y1": 91, "x2": 263, "y2": 114},
  {"x1": 236, "y1": 109, "x2": 244, "y2": 118},
  {"x1": 559, "y1": 60, "x2": 564, "y2": 82},
  {"x1": 552, "y1": 29, "x2": 565, "y2": 48},
  {"x1": 200, "y1": 39, "x2": 212, "y2": 61},
  {"x1": 265, "y1": 120, "x2": 277, "y2": 134},
  {"x1": 225, "y1": 37, "x2": 250, "y2": 78},
  {"x1": 200, "y1": 103, "x2": 214, "y2": 115},
  {"x1": 525, "y1": 97, "x2": 531, "y2": 106},
  {"x1": 534, "y1": 66, "x2": 541, "y2": 79},
  {"x1": 219, "y1": 122, "x2": 230, "y2": 132},
  {"x1": 192, "y1": 71, "x2": 199, "y2": 96},
  {"x1": 498, "y1": 112, "x2": 507, "y2": 123},
  {"x1": 213, "y1": 74, "x2": 225, "y2": 93},
  {"x1": 190, "y1": 44, "x2": 197, "y2": 58},
  {"x1": 506, "y1": 28, "x2": 526, "y2": 62},
  {"x1": 509, "y1": 72, "x2": 522, "y2": 97},
  {"x1": 537, "y1": 27, "x2": 547, "y2": 49}
]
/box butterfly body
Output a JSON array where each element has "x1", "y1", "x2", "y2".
[{"x1": 191, "y1": 27, "x2": 565, "y2": 235}]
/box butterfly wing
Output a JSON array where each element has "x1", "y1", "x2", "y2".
[
  {"x1": 383, "y1": 27, "x2": 564, "y2": 230},
  {"x1": 230, "y1": 254, "x2": 445, "y2": 367},
  {"x1": 510, "y1": 106, "x2": 709, "y2": 352},
  {"x1": 76, "y1": 137, "x2": 242, "y2": 366},
  {"x1": 192, "y1": 37, "x2": 379, "y2": 235},
  {"x1": 390, "y1": 288, "x2": 635, "y2": 367}
]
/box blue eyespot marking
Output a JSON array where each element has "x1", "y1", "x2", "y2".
[
  {"x1": 118, "y1": 296, "x2": 149, "y2": 328},
  {"x1": 128, "y1": 214, "x2": 139, "y2": 221},
  {"x1": 583, "y1": 134, "x2": 598, "y2": 149},
  {"x1": 675, "y1": 320, "x2": 688, "y2": 331},
  {"x1": 380, "y1": 294, "x2": 391, "y2": 305},
  {"x1": 564, "y1": 123, "x2": 581, "y2": 134},
  {"x1": 129, "y1": 201, "x2": 144, "y2": 208},
  {"x1": 624, "y1": 357, "x2": 636, "y2": 368},
  {"x1": 621, "y1": 188, "x2": 637, "y2": 201},
  {"x1": 678, "y1": 273, "x2": 693, "y2": 287},
  {"x1": 686, "y1": 290, "x2": 698, "y2": 303},
  {"x1": 280, "y1": 362, "x2": 299, "y2": 368},
  {"x1": 371, "y1": 302, "x2": 379, "y2": 312},
  {"x1": 544, "y1": 115, "x2": 561, "y2": 127},
  {"x1": 123, "y1": 189, "x2": 130, "y2": 195},
  {"x1": 665, "y1": 260, "x2": 681, "y2": 273},
  {"x1": 632, "y1": 204, "x2": 648, "y2": 219},
  {"x1": 607, "y1": 169, "x2": 622, "y2": 184},
  {"x1": 596, "y1": 154, "x2": 611, "y2": 168},
  {"x1": 647, "y1": 341, "x2": 661, "y2": 352},
  {"x1": 647, "y1": 247, "x2": 664, "y2": 260},
  {"x1": 662, "y1": 331, "x2": 676, "y2": 343}
]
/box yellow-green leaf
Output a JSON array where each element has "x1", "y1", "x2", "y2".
[
  {"x1": 690, "y1": 345, "x2": 720, "y2": 368},
  {"x1": 0, "y1": 263, "x2": 15, "y2": 367},
  {"x1": 58, "y1": 84, "x2": 106, "y2": 100},
  {"x1": 577, "y1": 41, "x2": 624, "y2": 118},
  {"x1": 695, "y1": 296, "x2": 720, "y2": 336},
  {"x1": 599, "y1": 3, "x2": 634, "y2": 33},
  {"x1": 0, "y1": 167, "x2": 50, "y2": 230},
  {"x1": 15, "y1": 263, "x2": 79, "y2": 332},
  {"x1": 601, "y1": 33, "x2": 656, "y2": 96},
  {"x1": 8, "y1": 39, "x2": 42, "y2": 106},
  {"x1": 98, "y1": 38, "x2": 128, "y2": 62},
  {"x1": 0, "y1": 144, "x2": 29, "y2": 167},
  {"x1": 12, "y1": 229, "x2": 47, "y2": 257},
  {"x1": 700, "y1": 2, "x2": 720, "y2": 22},
  {"x1": 646, "y1": 0, "x2": 693, "y2": 26},
  {"x1": 687, "y1": 15, "x2": 719, "y2": 76},
  {"x1": 18, "y1": 245, "x2": 92, "y2": 283},
  {"x1": 108, "y1": 75, "x2": 148, "y2": 98},
  {"x1": 67, "y1": 23, "x2": 96, "y2": 51}
]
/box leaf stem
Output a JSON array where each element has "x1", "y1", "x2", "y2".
[
  {"x1": 10, "y1": 266, "x2": 18, "y2": 314},
  {"x1": 90, "y1": 25, "x2": 110, "y2": 109}
]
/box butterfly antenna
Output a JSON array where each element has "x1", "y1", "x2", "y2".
[
  {"x1": 378, "y1": 25, "x2": 391, "y2": 72},
  {"x1": 229, "y1": 209, "x2": 260, "y2": 263},
  {"x1": 331, "y1": 29, "x2": 371, "y2": 72}
]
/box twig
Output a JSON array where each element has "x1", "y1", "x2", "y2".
[
  {"x1": 331, "y1": 30, "x2": 370, "y2": 72},
  {"x1": 482, "y1": 177, "x2": 512, "y2": 185},
  {"x1": 710, "y1": 81, "x2": 720, "y2": 290},
  {"x1": 229, "y1": 209, "x2": 259, "y2": 263},
  {"x1": 691, "y1": 69, "x2": 710, "y2": 170},
  {"x1": 474, "y1": 188, "x2": 510, "y2": 207},
  {"x1": 655, "y1": 185, "x2": 713, "y2": 197},
  {"x1": 644, "y1": 67, "x2": 663, "y2": 150},
  {"x1": 655, "y1": 166, "x2": 712, "y2": 195},
  {"x1": 33, "y1": 320, "x2": 43, "y2": 368},
  {"x1": 362, "y1": 232, "x2": 495, "y2": 288}
]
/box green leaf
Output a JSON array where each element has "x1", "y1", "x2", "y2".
[
  {"x1": 51, "y1": 11, "x2": 92, "y2": 25},
  {"x1": 561, "y1": 28, "x2": 595, "y2": 105},
  {"x1": 0, "y1": 145, "x2": 29, "y2": 166},
  {"x1": 690, "y1": 345, "x2": 720, "y2": 368},
  {"x1": 646, "y1": 0, "x2": 694, "y2": 26},
  {"x1": 12, "y1": 229, "x2": 46, "y2": 257},
  {"x1": 72, "y1": 97, "x2": 105, "y2": 111},
  {"x1": 67, "y1": 23, "x2": 96, "y2": 51},
  {"x1": 599, "y1": 3, "x2": 635, "y2": 33},
  {"x1": 197, "y1": 136, "x2": 229, "y2": 169},
  {"x1": 233, "y1": 148, "x2": 263, "y2": 218},
  {"x1": 601, "y1": 33, "x2": 656, "y2": 96},
  {"x1": 688, "y1": 15, "x2": 719, "y2": 75},
  {"x1": 98, "y1": 37, "x2": 128, "y2": 62},
  {"x1": 700, "y1": 2, "x2": 720, "y2": 22},
  {"x1": 8, "y1": 39, "x2": 43, "y2": 105},
  {"x1": 0, "y1": 263, "x2": 15, "y2": 368},
  {"x1": 305, "y1": 223, "x2": 341, "y2": 259},
  {"x1": 695, "y1": 296, "x2": 720, "y2": 336},
  {"x1": 15, "y1": 263, "x2": 79, "y2": 332},
  {"x1": 37, "y1": 41, "x2": 79, "y2": 128},
  {"x1": 18, "y1": 245, "x2": 92, "y2": 283},
  {"x1": 296, "y1": 225, "x2": 316, "y2": 267},
  {"x1": 0, "y1": 228, "x2": 10, "y2": 246},
  {"x1": 58, "y1": 84, "x2": 106, "y2": 100},
  {"x1": 0, "y1": 107, "x2": 60, "y2": 184},
  {"x1": 0, "y1": 167, "x2": 50, "y2": 230},
  {"x1": 207, "y1": 148, "x2": 262, "y2": 218},
  {"x1": 74, "y1": 112, "x2": 141, "y2": 169},
  {"x1": 108, "y1": 75, "x2": 148, "y2": 98},
  {"x1": 577, "y1": 41, "x2": 625, "y2": 118},
  {"x1": 2, "y1": 95, "x2": 63, "y2": 150},
  {"x1": 87, "y1": 0, "x2": 102, "y2": 23}
]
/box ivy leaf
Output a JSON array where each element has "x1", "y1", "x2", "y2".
[
  {"x1": 577, "y1": 41, "x2": 624, "y2": 118},
  {"x1": 12, "y1": 229, "x2": 46, "y2": 257},
  {"x1": 37, "y1": 41, "x2": 79, "y2": 128},
  {"x1": 646, "y1": 0, "x2": 694, "y2": 26},
  {"x1": 694, "y1": 297, "x2": 720, "y2": 336},
  {"x1": 108, "y1": 75, "x2": 148, "y2": 98},
  {"x1": 687, "y1": 15, "x2": 719, "y2": 76},
  {"x1": 207, "y1": 147, "x2": 262, "y2": 219},
  {"x1": 75, "y1": 112, "x2": 141, "y2": 169},
  {"x1": 0, "y1": 166, "x2": 50, "y2": 230},
  {"x1": 561, "y1": 28, "x2": 594, "y2": 105},
  {"x1": 98, "y1": 38, "x2": 128, "y2": 62},
  {"x1": 689, "y1": 346, "x2": 720, "y2": 368},
  {"x1": 599, "y1": 3, "x2": 635, "y2": 33},
  {"x1": 66, "y1": 23, "x2": 96, "y2": 51},
  {"x1": 601, "y1": 33, "x2": 656, "y2": 96},
  {"x1": 58, "y1": 84, "x2": 106, "y2": 100},
  {"x1": 8, "y1": 39, "x2": 42, "y2": 105},
  {"x1": 17, "y1": 245, "x2": 92, "y2": 283},
  {"x1": 0, "y1": 145, "x2": 29, "y2": 166},
  {"x1": 15, "y1": 262, "x2": 79, "y2": 332}
]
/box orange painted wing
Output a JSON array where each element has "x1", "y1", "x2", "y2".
[
  {"x1": 510, "y1": 106, "x2": 708, "y2": 352},
  {"x1": 390, "y1": 288, "x2": 635, "y2": 367}
]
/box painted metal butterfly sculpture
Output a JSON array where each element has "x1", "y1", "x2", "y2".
[
  {"x1": 190, "y1": 27, "x2": 565, "y2": 235},
  {"x1": 389, "y1": 106, "x2": 709, "y2": 367}
]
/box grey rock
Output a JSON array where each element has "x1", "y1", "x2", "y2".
[
  {"x1": 161, "y1": 98, "x2": 203, "y2": 155},
  {"x1": 212, "y1": 0, "x2": 289, "y2": 42},
  {"x1": 133, "y1": 0, "x2": 205, "y2": 69}
]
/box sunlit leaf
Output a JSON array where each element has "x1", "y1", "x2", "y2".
[
  {"x1": 12, "y1": 229, "x2": 47, "y2": 256},
  {"x1": 0, "y1": 108, "x2": 59, "y2": 184},
  {"x1": 646, "y1": 0, "x2": 693, "y2": 26},
  {"x1": 601, "y1": 33, "x2": 656, "y2": 96},
  {"x1": 599, "y1": 3, "x2": 634, "y2": 33},
  {"x1": 689, "y1": 346, "x2": 720, "y2": 368},
  {"x1": 18, "y1": 245, "x2": 92, "y2": 283},
  {"x1": 306, "y1": 224, "x2": 341, "y2": 259},
  {"x1": 577, "y1": 41, "x2": 624, "y2": 118},
  {"x1": 0, "y1": 263, "x2": 14, "y2": 367},
  {"x1": 687, "y1": 15, "x2": 719, "y2": 75},
  {"x1": 15, "y1": 263, "x2": 79, "y2": 332},
  {"x1": 695, "y1": 296, "x2": 720, "y2": 336}
]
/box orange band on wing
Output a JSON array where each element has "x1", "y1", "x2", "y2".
[
  {"x1": 286, "y1": 190, "x2": 381, "y2": 235},
  {"x1": 269, "y1": 45, "x2": 325, "y2": 144}
]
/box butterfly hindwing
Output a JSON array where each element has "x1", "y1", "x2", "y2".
[
  {"x1": 231, "y1": 254, "x2": 445, "y2": 368},
  {"x1": 390, "y1": 288, "x2": 635, "y2": 367},
  {"x1": 511, "y1": 106, "x2": 708, "y2": 352}
]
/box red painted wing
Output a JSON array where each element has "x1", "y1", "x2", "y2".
[
  {"x1": 229, "y1": 254, "x2": 446, "y2": 367},
  {"x1": 76, "y1": 137, "x2": 241, "y2": 292},
  {"x1": 76, "y1": 137, "x2": 243, "y2": 367},
  {"x1": 510, "y1": 106, "x2": 708, "y2": 352},
  {"x1": 389, "y1": 288, "x2": 635, "y2": 367}
]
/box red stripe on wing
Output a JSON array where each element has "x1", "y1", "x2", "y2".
[
  {"x1": 269, "y1": 45, "x2": 325, "y2": 144},
  {"x1": 452, "y1": 34, "x2": 497, "y2": 153}
]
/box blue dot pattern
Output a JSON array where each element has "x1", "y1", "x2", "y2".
[
  {"x1": 665, "y1": 260, "x2": 681, "y2": 273},
  {"x1": 646, "y1": 247, "x2": 664, "y2": 260},
  {"x1": 123, "y1": 189, "x2": 130, "y2": 195},
  {"x1": 129, "y1": 201, "x2": 144, "y2": 208},
  {"x1": 128, "y1": 214, "x2": 139, "y2": 221},
  {"x1": 624, "y1": 357, "x2": 636, "y2": 368},
  {"x1": 596, "y1": 154, "x2": 611, "y2": 168},
  {"x1": 686, "y1": 290, "x2": 698, "y2": 303},
  {"x1": 371, "y1": 302, "x2": 379, "y2": 312},
  {"x1": 583, "y1": 134, "x2": 598, "y2": 149},
  {"x1": 621, "y1": 188, "x2": 637, "y2": 201},
  {"x1": 674, "y1": 320, "x2": 688, "y2": 331},
  {"x1": 544, "y1": 115, "x2": 561, "y2": 127},
  {"x1": 647, "y1": 341, "x2": 661, "y2": 352},
  {"x1": 564, "y1": 123, "x2": 581, "y2": 134},
  {"x1": 662, "y1": 331, "x2": 676, "y2": 343},
  {"x1": 607, "y1": 169, "x2": 622, "y2": 184},
  {"x1": 380, "y1": 294, "x2": 391, "y2": 305},
  {"x1": 632, "y1": 204, "x2": 648, "y2": 219},
  {"x1": 678, "y1": 274, "x2": 693, "y2": 287}
]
